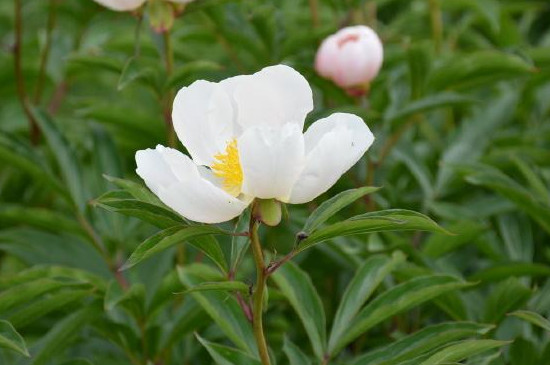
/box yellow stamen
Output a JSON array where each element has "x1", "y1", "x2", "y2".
[{"x1": 211, "y1": 139, "x2": 243, "y2": 197}]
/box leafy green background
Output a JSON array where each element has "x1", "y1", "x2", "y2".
[{"x1": 1, "y1": 0, "x2": 550, "y2": 364}]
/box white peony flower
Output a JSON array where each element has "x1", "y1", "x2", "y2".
[{"x1": 135, "y1": 65, "x2": 374, "y2": 224}]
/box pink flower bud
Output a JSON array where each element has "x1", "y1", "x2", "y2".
[
  {"x1": 315, "y1": 25, "x2": 383, "y2": 92},
  {"x1": 92, "y1": 0, "x2": 146, "y2": 12}
]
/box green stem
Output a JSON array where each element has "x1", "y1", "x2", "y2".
[
  {"x1": 162, "y1": 30, "x2": 176, "y2": 148},
  {"x1": 428, "y1": 0, "x2": 442, "y2": 53},
  {"x1": 308, "y1": 0, "x2": 319, "y2": 28},
  {"x1": 249, "y1": 214, "x2": 271, "y2": 365}
]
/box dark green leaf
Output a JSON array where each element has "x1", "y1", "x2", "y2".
[
  {"x1": 196, "y1": 334, "x2": 261, "y2": 365},
  {"x1": 418, "y1": 339, "x2": 509, "y2": 365},
  {"x1": 0, "y1": 320, "x2": 29, "y2": 357},
  {"x1": 509, "y1": 310, "x2": 550, "y2": 332}
]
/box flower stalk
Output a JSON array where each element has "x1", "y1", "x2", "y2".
[{"x1": 249, "y1": 207, "x2": 271, "y2": 365}]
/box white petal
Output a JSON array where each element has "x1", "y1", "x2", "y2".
[
  {"x1": 238, "y1": 123, "x2": 305, "y2": 201},
  {"x1": 92, "y1": 0, "x2": 145, "y2": 11},
  {"x1": 233, "y1": 65, "x2": 313, "y2": 131},
  {"x1": 172, "y1": 80, "x2": 236, "y2": 166},
  {"x1": 136, "y1": 146, "x2": 248, "y2": 223},
  {"x1": 288, "y1": 113, "x2": 374, "y2": 204}
]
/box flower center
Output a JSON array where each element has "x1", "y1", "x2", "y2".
[{"x1": 211, "y1": 139, "x2": 243, "y2": 197}]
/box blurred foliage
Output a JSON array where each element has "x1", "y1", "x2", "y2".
[{"x1": 1, "y1": 0, "x2": 550, "y2": 364}]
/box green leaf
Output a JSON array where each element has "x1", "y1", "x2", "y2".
[
  {"x1": 303, "y1": 187, "x2": 380, "y2": 233},
  {"x1": 0, "y1": 205, "x2": 83, "y2": 236},
  {"x1": 167, "y1": 60, "x2": 222, "y2": 89},
  {"x1": 180, "y1": 280, "x2": 250, "y2": 295},
  {"x1": 0, "y1": 278, "x2": 93, "y2": 314},
  {"x1": 422, "y1": 220, "x2": 486, "y2": 258},
  {"x1": 283, "y1": 337, "x2": 312, "y2": 365},
  {"x1": 0, "y1": 320, "x2": 29, "y2": 357},
  {"x1": 0, "y1": 134, "x2": 66, "y2": 198},
  {"x1": 384, "y1": 92, "x2": 477, "y2": 124},
  {"x1": 427, "y1": 51, "x2": 533, "y2": 91},
  {"x1": 469, "y1": 263, "x2": 550, "y2": 282},
  {"x1": 188, "y1": 235, "x2": 229, "y2": 274},
  {"x1": 121, "y1": 225, "x2": 228, "y2": 270},
  {"x1": 329, "y1": 252, "x2": 405, "y2": 349},
  {"x1": 93, "y1": 191, "x2": 185, "y2": 228},
  {"x1": 8, "y1": 290, "x2": 92, "y2": 329},
  {"x1": 104, "y1": 281, "x2": 146, "y2": 319},
  {"x1": 30, "y1": 306, "x2": 98, "y2": 365},
  {"x1": 103, "y1": 175, "x2": 164, "y2": 205},
  {"x1": 509, "y1": 310, "x2": 550, "y2": 332},
  {"x1": 271, "y1": 261, "x2": 326, "y2": 359},
  {"x1": 463, "y1": 164, "x2": 550, "y2": 234},
  {"x1": 483, "y1": 278, "x2": 531, "y2": 324},
  {"x1": 329, "y1": 275, "x2": 473, "y2": 355},
  {"x1": 297, "y1": 210, "x2": 448, "y2": 253},
  {"x1": 418, "y1": 339, "x2": 509, "y2": 365},
  {"x1": 118, "y1": 56, "x2": 155, "y2": 91},
  {"x1": 196, "y1": 334, "x2": 262, "y2": 365},
  {"x1": 30, "y1": 107, "x2": 87, "y2": 211},
  {"x1": 178, "y1": 264, "x2": 256, "y2": 354},
  {"x1": 349, "y1": 322, "x2": 494, "y2": 365}
]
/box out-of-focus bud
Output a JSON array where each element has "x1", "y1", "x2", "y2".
[
  {"x1": 149, "y1": 0, "x2": 175, "y2": 33},
  {"x1": 92, "y1": 0, "x2": 146, "y2": 12},
  {"x1": 315, "y1": 25, "x2": 383, "y2": 95}
]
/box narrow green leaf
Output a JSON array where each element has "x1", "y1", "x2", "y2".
[
  {"x1": 230, "y1": 209, "x2": 251, "y2": 274},
  {"x1": 0, "y1": 278, "x2": 92, "y2": 314},
  {"x1": 297, "y1": 210, "x2": 448, "y2": 253},
  {"x1": 385, "y1": 92, "x2": 477, "y2": 123},
  {"x1": 0, "y1": 205, "x2": 83, "y2": 236},
  {"x1": 329, "y1": 252, "x2": 405, "y2": 348},
  {"x1": 167, "y1": 60, "x2": 222, "y2": 89},
  {"x1": 422, "y1": 220, "x2": 486, "y2": 258},
  {"x1": 271, "y1": 261, "x2": 326, "y2": 359},
  {"x1": 483, "y1": 278, "x2": 531, "y2": 324},
  {"x1": 103, "y1": 175, "x2": 164, "y2": 205},
  {"x1": 30, "y1": 107, "x2": 86, "y2": 210},
  {"x1": 469, "y1": 263, "x2": 550, "y2": 282},
  {"x1": 30, "y1": 306, "x2": 98, "y2": 365},
  {"x1": 418, "y1": 339, "x2": 509, "y2": 365},
  {"x1": 283, "y1": 337, "x2": 312, "y2": 365},
  {"x1": 196, "y1": 334, "x2": 262, "y2": 365},
  {"x1": 509, "y1": 310, "x2": 550, "y2": 332},
  {"x1": 178, "y1": 264, "x2": 256, "y2": 354},
  {"x1": 427, "y1": 51, "x2": 533, "y2": 91},
  {"x1": 0, "y1": 320, "x2": 29, "y2": 357},
  {"x1": 104, "y1": 281, "x2": 146, "y2": 319},
  {"x1": 303, "y1": 187, "x2": 380, "y2": 233},
  {"x1": 180, "y1": 281, "x2": 249, "y2": 295},
  {"x1": 121, "y1": 225, "x2": 228, "y2": 270},
  {"x1": 464, "y1": 165, "x2": 550, "y2": 234},
  {"x1": 118, "y1": 56, "x2": 155, "y2": 91},
  {"x1": 8, "y1": 289, "x2": 92, "y2": 328},
  {"x1": 349, "y1": 322, "x2": 494, "y2": 365},
  {"x1": 329, "y1": 275, "x2": 472, "y2": 355},
  {"x1": 188, "y1": 235, "x2": 228, "y2": 273},
  {"x1": 93, "y1": 191, "x2": 185, "y2": 228}
]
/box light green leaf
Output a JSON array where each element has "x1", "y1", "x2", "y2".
[
  {"x1": 509, "y1": 310, "x2": 550, "y2": 332},
  {"x1": 469, "y1": 263, "x2": 550, "y2": 282},
  {"x1": 422, "y1": 220, "x2": 486, "y2": 258},
  {"x1": 104, "y1": 281, "x2": 146, "y2": 319},
  {"x1": 418, "y1": 339, "x2": 509, "y2": 365},
  {"x1": 30, "y1": 107, "x2": 86, "y2": 211},
  {"x1": 483, "y1": 278, "x2": 531, "y2": 324},
  {"x1": 427, "y1": 51, "x2": 533, "y2": 91},
  {"x1": 385, "y1": 93, "x2": 477, "y2": 124},
  {"x1": 30, "y1": 306, "x2": 98, "y2": 365},
  {"x1": 180, "y1": 280, "x2": 250, "y2": 295},
  {"x1": 196, "y1": 334, "x2": 261, "y2": 365},
  {"x1": 329, "y1": 252, "x2": 405, "y2": 349},
  {"x1": 103, "y1": 175, "x2": 164, "y2": 205},
  {"x1": 297, "y1": 210, "x2": 448, "y2": 253},
  {"x1": 271, "y1": 261, "x2": 326, "y2": 359},
  {"x1": 283, "y1": 337, "x2": 312, "y2": 365},
  {"x1": 0, "y1": 320, "x2": 29, "y2": 357},
  {"x1": 349, "y1": 322, "x2": 493, "y2": 365},
  {"x1": 303, "y1": 187, "x2": 380, "y2": 233},
  {"x1": 93, "y1": 190, "x2": 185, "y2": 228},
  {"x1": 121, "y1": 225, "x2": 228, "y2": 270},
  {"x1": 329, "y1": 275, "x2": 473, "y2": 355},
  {"x1": 178, "y1": 264, "x2": 256, "y2": 354},
  {"x1": 0, "y1": 278, "x2": 92, "y2": 314}
]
